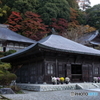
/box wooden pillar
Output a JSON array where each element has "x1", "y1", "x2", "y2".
[
  {"x1": 55, "y1": 58, "x2": 58, "y2": 77},
  {"x1": 82, "y1": 64, "x2": 89, "y2": 82},
  {"x1": 43, "y1": 59, "x2": 46, "y2": 83},
  {"x1": 88, "y1": 64, "x2": 93, "y2": 82},
  {"x1": 67, "y1": 64, "x2": 71, "y2": 79}
]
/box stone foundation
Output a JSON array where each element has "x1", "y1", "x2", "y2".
[
  {"x1": 17, "y1": 83, "x2": 100, "y2": 92},
  {"x1": 17, "y1": 83, "x2": 76, "y2": 92}
]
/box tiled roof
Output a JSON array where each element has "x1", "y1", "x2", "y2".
[
  {"x1": 38, "y1": 34, "x2": 100, "y2": 55},
  {"x1": 0, "y1": 26, "x2": 36, "y2": 43},
  {"x1": 77, "y1": 30, "x2": 100, "y2": 45},
  {"x1": 1, "y1": 34, "x2": 100, "y2": 62}
]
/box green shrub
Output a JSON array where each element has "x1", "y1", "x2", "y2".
[
  {"x1": 0, "y1": 50, "x2": 16, "y2": 57},
  {"x1": 0, "y1": 62, "x2": 17, "y2": 86},
  {"x1": 3, "y1": 50, "x2": 16, "y2": 56}
]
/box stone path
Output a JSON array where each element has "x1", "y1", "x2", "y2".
[{"x1": 3, "y1": 89, "x2": 100, "y2": 100}]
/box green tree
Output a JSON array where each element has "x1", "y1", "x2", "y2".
[
  {"x1": 66, "y1": 0, "x2": 78, "y2": 9},
  {"x1": 77, "y1": 10, "x2": 87, "y2": 25},
  {"x1": 86, "y1": 4, "x2": 100, "y2": 29},
  {"x1": 12, "y1": 0, "x2": 39, "y2": 13},
  {"x1": 0, "y1": 1, "x2": 11, "y2": 23},
  {"x1": 2, "y1": 0, "x2": 17, "y2": 8},
  {"x1": 38, "y1": 0, "x2": 70, "y2": 24},
  {"x1": 0, "y1": 0, "x2": 16, "y2": 8}
]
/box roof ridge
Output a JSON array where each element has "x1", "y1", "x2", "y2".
[{"x1": 38, "y1": 34, "x2": 56, "y2": 43}]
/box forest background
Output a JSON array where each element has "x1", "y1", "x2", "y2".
[{"x1": 0, "y1": 0, "x2": 100, "y2": 41}]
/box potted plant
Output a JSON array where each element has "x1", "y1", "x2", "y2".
[
  {"x1": 60, "y1": 77, "x2": 64, "y2": 84},
  {"x1": 98, "y1": 77, "x2": 100, "y2": 83},
  {"x1": 93, "y1": 77, "x2": 98, "y2": 83},
  {"x1": 51, "y1": 76, "x2": 57, "y2": 85},
  {"x1": 65, "y1": 77, "x2": 70, "y2": 84},
  {"x1": 56, "y1": 77, "x2": 60, "y2": 84}
]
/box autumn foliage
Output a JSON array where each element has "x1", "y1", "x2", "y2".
[
  {"x1": 7, "y1": 11, "x2": 22, "y2": 32},
  {"x1": 50, "y1": 18, "x2": 68, "y2": 34},
  {"x1": 5, "y1": 6, "x2": 97, "y2": 42},
  {"x1": 84, "y1": 25, "x2": 96, "y2": 33},
  {"x1": 21, "y1": 11, "x2": 49, "y2": 41},
  {"x1": 6, "y1": 11, "x2": 49, "y2": 41},
  {"x1": 68, "y1": 8, "x2": 79, "y2": 29},
  {"x1": 63, "y1": 25, "x2": 96, "y2": 41}
]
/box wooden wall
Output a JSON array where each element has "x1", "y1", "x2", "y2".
[
  {"x1": 16, "y1": 61, "x2": 44, "y2": 84},
  {"x1": 15, "y1": 51, "x2": 100, "y2": 84},
  {"x1": 44, "y1": 52, "x2": 100, "y2": 83}
]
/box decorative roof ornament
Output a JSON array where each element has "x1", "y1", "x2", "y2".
[{"x1": 51, "y1": 28, "x2": 58, "y2": 35}]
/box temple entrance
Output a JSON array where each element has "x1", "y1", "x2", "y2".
[{"x1": 71, "y1": 64, "x2": 82, "y2": 82}]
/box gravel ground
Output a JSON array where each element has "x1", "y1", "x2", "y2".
[{"x1": 3, "y1": 89, "x2": 100, "y2": 100}]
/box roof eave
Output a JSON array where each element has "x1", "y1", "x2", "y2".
[
  {"x1": 0, "y1": 43, "x2": 38, "y2": 62},
  {"x1": 38, "y1": 43, "x2": 100, "y2": 57}
]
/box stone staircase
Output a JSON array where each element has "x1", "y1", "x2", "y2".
[{"x1": 76, "y1": 83, "x2": 99, "y2": 89}]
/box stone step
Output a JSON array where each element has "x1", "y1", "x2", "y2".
[{"x1": 76, "y1": 83, "x2": 99, "y2": 89}]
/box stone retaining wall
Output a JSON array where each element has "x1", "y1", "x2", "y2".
[
  {"x1": 17, "y1": 84, "x2": 76, "y2": 92},
  {"x1": 17, "y1": 83, "x2": 100, "y2": 92}
]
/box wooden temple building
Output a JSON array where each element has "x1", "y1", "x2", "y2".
[
  {"x1": 0, "y1": 24, "x2": 36, "y2": 52},
  {"x1": 1, "y1": 34, "x2": 100, "y2": 83}
]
